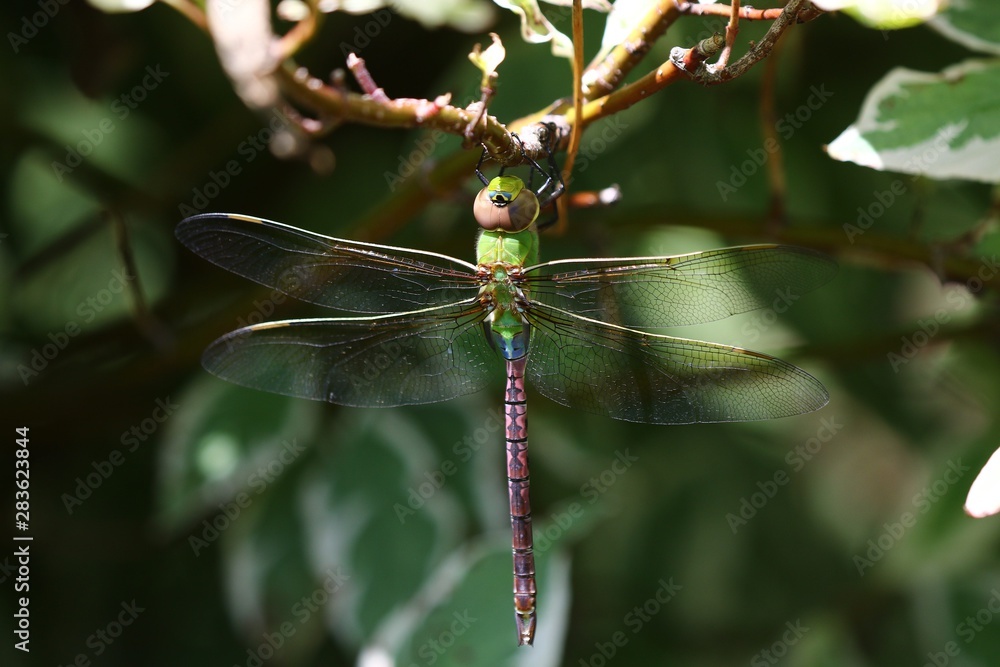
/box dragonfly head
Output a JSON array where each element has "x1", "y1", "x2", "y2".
[{"x1": 474, "y1": 176, "x2": 539, "y2": 232}]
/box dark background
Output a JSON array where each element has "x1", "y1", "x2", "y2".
[{"x1": 3, "y1": 2, "x2": 1000, "y2": 666}]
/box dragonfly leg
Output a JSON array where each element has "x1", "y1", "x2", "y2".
[{"x1": 506, "y1": 356, "x2": 536, "y2": 646}]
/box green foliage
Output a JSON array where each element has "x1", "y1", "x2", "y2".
[{"x1": 4, "y1": 2, "x2": 1000, "y2": 667}]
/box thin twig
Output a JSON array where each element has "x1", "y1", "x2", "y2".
[
  {"x1": 713, "y1": 0, "x2": 741, "y2": 70},
  {"x1": 273, "y1": 0, "x2": 321, "y2": 61},
  {"x1": 346, "y1": 54, "x2": 390, "y2": 102},
  {"x1": 759, "y1": 36, "x2": 787, "y2": 229},
  {"x1": 556, "y1": 0, "x2": 586, "y2": 234}
]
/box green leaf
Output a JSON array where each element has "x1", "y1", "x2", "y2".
[
  {"x1": 362, "y1": 537, "x2": 571, "y2": 664},
  {"x1": 825, "y1": 59, "x2": 1000, "y2": 183},
  {"x1": 929, "y1": 0, "x2": 1000, "y2": 55},
  {"x1": 300, "y1": 408, "x2": 471, "y2": 644}
]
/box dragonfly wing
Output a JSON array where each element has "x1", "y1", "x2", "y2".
[
  {"x1": 523, "y1": 244, "x2": 836, "y2": 328},
  {"x1": 524, "y1": 304, "x2": 828, "y2": 424},
  {"x1": 202, "y1": 300, "x2": 497, "y2": 407},
  {"x1": 176, "y1": 213, "x2": 481, "y2": 313}
]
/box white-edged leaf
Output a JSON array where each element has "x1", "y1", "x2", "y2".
[
  {"x1": 826, "y1": 59, "x2": 1000, "y2": 183},
  {"x1": 966, "y1": 446, "x2": 1000, "y2": 518},
  {"x1": 358, "y1": 536, "x2": 571, "y2": 666},
  {"x1": 929, "y1": 0, "x2": 1000, "y2": 55},
  {"x1": 811, "y1": 0, "x2": 943, "y2": 28}
]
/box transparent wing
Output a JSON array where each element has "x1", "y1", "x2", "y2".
[
  {"x1": 523, "y1": 244, "x2": 837, "y2": 328},
  {"x1": 176, "y1": 213, "x2": 481, "y2": 313},
  {"x1": 202, "y1": 300, "x2": 497, "y2": 406},
  {"x1": 524, "y1": 303, "x2": 828, "y2": 424}
]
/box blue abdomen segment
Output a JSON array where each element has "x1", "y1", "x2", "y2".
[{"x1": 491, "y1": 322, "x2": 530, "y2": 361}]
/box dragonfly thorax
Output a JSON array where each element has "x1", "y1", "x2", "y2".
[{"x1": 478, "y1": 263, "x2": 530, "y2": 361}]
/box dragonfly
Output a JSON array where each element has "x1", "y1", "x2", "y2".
[{"x1": 176, "y1": 166, "x2": 835, "y2": 646}]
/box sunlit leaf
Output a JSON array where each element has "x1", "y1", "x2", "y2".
[
  {"x1": 87, "y1": 0, "x2": 155, "y2": 12},
  {"x1": 207, "y1": 0, "x2": 279, "y2": 109},
  {"x1": 469, "y1": 32, "x2": 506, "y2": 88},
  {"x1": 492, "y1": 0, "x2": 575, "y2": 58},
  {"x1": 595, "y1": 0, "x2": 647, "y2": 62},
  {"x1": 826, "y1": 59, "x2": 1000, "y2": 183},
  {"x1": 811, "y1": 0, "x2": 943, "y2": 29},
  {"x1": 322, "y1": 0, "x2": 495, "y2": 32},
  {"x1": 966, "y1": 446, "x2": 1000, "y2": 517}
]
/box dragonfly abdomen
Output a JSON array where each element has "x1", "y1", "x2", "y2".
[{"x1": 506, "y1": 356, "x2": 536, "y2": 645}]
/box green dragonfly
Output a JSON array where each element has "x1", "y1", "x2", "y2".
[{"x1": 176, "y1": 174, "x2": 835, "y2": 646}]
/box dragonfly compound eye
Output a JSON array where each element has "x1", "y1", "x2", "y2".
[{"x1": 473, "y1": 176, "x2": 539, "y2": 232}]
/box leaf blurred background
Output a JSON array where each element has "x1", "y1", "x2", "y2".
[{"x1": 3, "y1": 1, "x2": 1000, "y2": 666}]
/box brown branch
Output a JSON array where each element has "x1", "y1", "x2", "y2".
[
  {"x1": 675, "y1": 2, "x2": 786, "y2": 21},
  {"x1": 693, "y1": 0, "x2": 815, "y2": 85},
  {"x1": 580, "y1": 1, "x2": 682, "y2": 101},
  {"x1": 576, "y1": 33, "x2": 723, "y2": 126}
]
